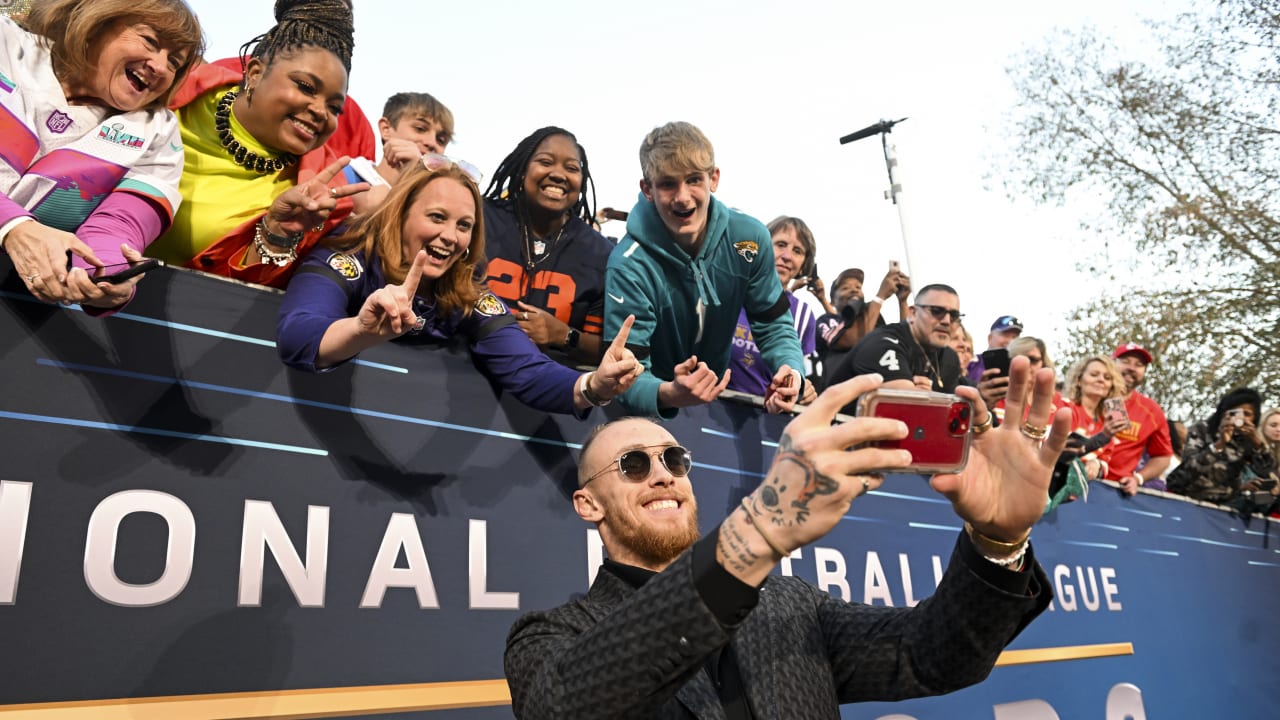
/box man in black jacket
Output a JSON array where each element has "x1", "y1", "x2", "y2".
[
  {"x1": 826, "y1": 283, "x2": 966, "y2": 398},
  {"x1": 506, "y1": 362, "x2": 1066, "y2": 719}
]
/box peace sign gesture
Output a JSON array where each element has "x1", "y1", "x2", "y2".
[
  {"x1": 355, "y1": 250, "x2": 427, "y2": 339},
  {"x1": 266, "y1": 156, "x2": 371, "y2": 236}
]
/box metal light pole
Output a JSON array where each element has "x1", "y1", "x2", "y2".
[{"x1": 839, "y1": 118, "x2": 917, "y2": 282}]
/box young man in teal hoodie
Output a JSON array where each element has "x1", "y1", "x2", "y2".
[{"x1": 604, "y1": 122, "x2": 806, "y2": 417}]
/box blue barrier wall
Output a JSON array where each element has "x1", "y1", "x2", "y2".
[{"x1": 0, "y1": 261, "x2": 1275, "y2": 719}]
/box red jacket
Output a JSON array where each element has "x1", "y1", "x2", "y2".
[{"x1": 167, "y1": 59, "x2": 375, "y2": 288}]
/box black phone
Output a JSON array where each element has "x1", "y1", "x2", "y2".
[
  {"x1": 90, "y1": 259, "x2": 162, "y2": 285},
  {"x1": 981, "y1": 347, "x2": 1011, "y2": 378},
  {"x1": 807, "y1": 263, "x2": 820, "y2": 292}
]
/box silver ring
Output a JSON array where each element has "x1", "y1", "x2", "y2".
[
  {"x1": 861, "y1": 478, "x2": 871, "y2": 495},
  {"x1": 329, "y1": 187, "x2": 338, "y2": 198},
  {"x1": 520, "y1": 312, "x2": 529, "y2": 321},
  {"x1": 26, "y1": 273, "x2": 39, "y2": 284}
]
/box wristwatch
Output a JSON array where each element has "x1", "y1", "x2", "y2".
[{"x1": 564, "y1": 327, "x2": 581, "y2": 350}]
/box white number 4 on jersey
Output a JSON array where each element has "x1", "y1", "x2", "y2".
[{"x1": 878, "y1": 350, "x2": 900, "y2": 372}]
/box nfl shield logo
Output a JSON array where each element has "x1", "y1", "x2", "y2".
[{"x1": 46, "y1": 110, "x2": 72, "y2": 134}]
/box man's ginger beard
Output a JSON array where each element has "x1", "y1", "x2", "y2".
[{"x1": 606, "y1": 502, "x2": 702, "y2": 567}]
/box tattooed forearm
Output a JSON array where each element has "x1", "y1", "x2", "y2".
[
  {"x1": 717, "y1": 511, "x2": 764, "y2": 574},
  {"x1": 754, "y1": 434, "x2": 840, "y2": 527}
]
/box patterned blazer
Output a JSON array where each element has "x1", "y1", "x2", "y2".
[{"x1": 506, "y1": 539, "x2": 1051, "y2": 719}]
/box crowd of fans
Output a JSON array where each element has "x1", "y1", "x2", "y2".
[{"x1": 4, "y1": 0, "x2": 1275, "y2": 516}]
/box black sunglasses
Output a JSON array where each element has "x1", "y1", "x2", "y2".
[
  {"x1": 584, "y1": 444, "x2": 693, "y2": 485},
  {"x1": 916, "y1": 304, "x2": 964, "y2": 323}
]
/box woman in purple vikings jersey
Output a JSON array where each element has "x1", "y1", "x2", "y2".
[
  {"x1": 1, "y1": 0, "x2": 202, "y2": 311},
  {"x1": 727, "y1": 215, "x2": 818, "y2": 405},
  {"x1": 277, "y1": 159, "x2": 643, "y2": 415}
]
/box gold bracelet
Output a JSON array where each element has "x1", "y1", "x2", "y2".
[
  {"x1": 739, "y1": 498, "x2": 790, "y2": 559},
  {"x1": 964, "y1": 522, "x2": 1030, "y2": 557}
]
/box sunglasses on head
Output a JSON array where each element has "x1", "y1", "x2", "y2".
[
  {"x1": 421, "y1": 153, "x2": 484, "y2": 185},
  {"x1": 916, "y1": 304, "x2": 964, "y2": 323},
  {"x1": 584, "y1": 444, "x2": 693, "y2": 485}
]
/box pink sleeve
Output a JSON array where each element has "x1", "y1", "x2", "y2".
[
  {"x1": 0, "y1": 191, "x2": 35, "y2": 229},
  {"x1": 71, "y1": 192, "x2": 167, "y2": 271},
  {"x1": 73, "y1": 192, "x2": 167, "y2": 317}
]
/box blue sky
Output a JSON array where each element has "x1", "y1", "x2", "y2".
[{"x1": 189, "y1": 0, "x2": 1188, "y2": 356}]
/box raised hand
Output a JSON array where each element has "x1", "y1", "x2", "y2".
[
  {"x1": 355, "y1": 250, "x2": 426, "y2": 339},
  {"x1": 931, "y1": 356, "x2": 1071, "y2": 543},
  {"x1": 266, "y1": 156, "x2": 371, "y2": 237},
  {"x1": 1103, "y1": 411, "x2": 1130, "y2": 437},
  {"x1": 585, "y1": 314, "x2": 644, "y2": 403},
  {"x1": 977, "y1": 367, "x2": 1010, "y2": 409},
  {"x1": 658, "y1": 355, "x2": 731, "y2": 409},
  {"x1": 724, "y1": 374, "x2": 904, "y2": 583},
  {"x1": 381, "y1": 139, "x2": 424, "y2": 173}
]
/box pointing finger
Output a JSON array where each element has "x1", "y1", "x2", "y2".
[
  {"x1": 315, "y1": 155, "x2": 353, "y2": 184},
  {"x1": 401, "y1": 250, "x2": 427, "y2": 298},
  {"x1": 608, "y1": 315, "x2": 635, "y2": 357}
]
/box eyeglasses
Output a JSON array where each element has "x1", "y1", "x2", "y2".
[
  {"x1": 583, "y1": 444, "x2": 693, "y2": 485},
  {"x1": 422, "y1": 153, "x2": 484, "y2": 185},
  {"x1": 916, "y1": 304, "x2": 964, "y2": 323}
]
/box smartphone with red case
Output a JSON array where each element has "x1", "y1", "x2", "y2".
[{"x1": 855, "y1": 389, "x2": 974, "y2": 474}]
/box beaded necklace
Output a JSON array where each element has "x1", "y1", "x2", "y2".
[{"x1": 214, "y1": 88, "x2": 298, "y2": 174}]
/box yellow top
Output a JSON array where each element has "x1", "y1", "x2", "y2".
[{"x1": 147, "y1": 87, "x2": 296, "y2": 265}]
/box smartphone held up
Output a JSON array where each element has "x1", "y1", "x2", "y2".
[
  {"x1": 90, "y1": 258, "x2": 162, "y2": 285},
  {"x1": 1102, "y1": 397, "x2": 1129, "y2": 427},
  {"x1": 855, "y1": 389, "x2": 974, "y2": 474}
]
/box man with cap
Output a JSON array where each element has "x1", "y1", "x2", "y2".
[
  {"x1": 1105, "y1": 342, "x2": 1174, "y2": 495},
  {"x1": 987, "y1": 315, "x2": 1023, "y2": 349},
  {"x1": 506, "y1": 366, "x2": 1064, "y2": 719},
  {"x1": 966, "y1": 315, "x2": 1023, "y2": 383},
  {"x1": 962, "y1": 314, "x2": 1024, "y2": 414}
]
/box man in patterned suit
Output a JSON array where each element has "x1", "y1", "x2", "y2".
[{"x1": 506, "y1": 360, "x2": 1066, "y2": 719}]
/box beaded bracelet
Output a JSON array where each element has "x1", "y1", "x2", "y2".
[{"x1": 964, "y1": 522, "x2": 1030, "y2": 568}]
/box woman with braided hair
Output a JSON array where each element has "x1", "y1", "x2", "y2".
[
  {"x1": 146, "y1": 0, "x2": 370, "y2": 287},
  {"x1": 482, "y1": 127, "x2": 615, "y2": 364}
]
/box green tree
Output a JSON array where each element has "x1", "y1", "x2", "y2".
[{"x1": 1002, "y1": 0, "x2": 1279, "y2": 421}]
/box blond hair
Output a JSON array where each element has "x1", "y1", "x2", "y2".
[
  {"x1": 639, "y1": 121, "x2": 715, "y2": 182},
  {"x1": 1064, "y1": 354, "x2": 1126, "y2": 418}
]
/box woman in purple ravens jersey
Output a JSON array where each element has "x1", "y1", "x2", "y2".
[{"x1": 277, "y1": 158, "x2": 644, "y2": 415}]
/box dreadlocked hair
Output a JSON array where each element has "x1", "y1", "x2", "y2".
[
  {"x1": 483, "y1": 126, "x2": 597, "y2": 227},
  {"x1": 239, "y1": 0, "x2": 354, "y2": 74}
]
